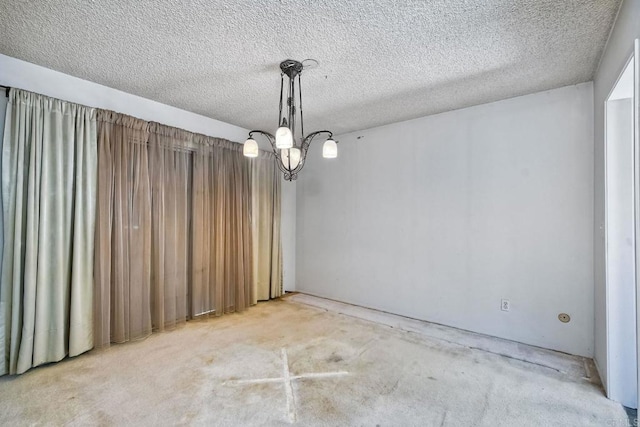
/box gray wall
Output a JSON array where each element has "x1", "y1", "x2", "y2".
[
  {"x1": 296, "y1": 83, "x2": 594, "y2": 357},
  {"x1": 593, "y1": 0, "x2": 640, "y2": 390}
]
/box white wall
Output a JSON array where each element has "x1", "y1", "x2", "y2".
[
  {"x1": 281, "y1": 180, "x2": 297, "y2": 292},
  {"x1": 0, "y1": 54, "x2": 296, "y2": 295},
  {"x1": 593, "y1": 0, "x2": 640, "y2": 390},
  {"x1": 296, "y1": 83, "x2": 594, "y2": 357}
]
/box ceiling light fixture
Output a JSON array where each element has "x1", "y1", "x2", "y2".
[{"x1": 243, "y1": 59, "x2": 336, "y2": 181}]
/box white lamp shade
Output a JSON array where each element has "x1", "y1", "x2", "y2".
[
  {"x1": 322, "y1": 139, "x2": 338, "y2": 158},
  {"x1": 243, "y1": 138, "x2": 259, "y2": 157},
  {"x1": 281, "y1": 147, "x2": 301, "y2": 170},
  {"x1": 275, "y1": 126, "x2": 294, "y2": 149}
]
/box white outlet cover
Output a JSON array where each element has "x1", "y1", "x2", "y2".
[{"x1": 501, "y1": 299, "x2": 510, "y2": 312}]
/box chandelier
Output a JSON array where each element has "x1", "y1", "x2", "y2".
[{"x1": 242, "y1": 59, "x2": 337, "y2": 181}]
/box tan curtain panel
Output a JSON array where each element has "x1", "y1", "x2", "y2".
[
  {"x1": 0, "y1": 89, "x2": 97, "y2": 375},
  {"x1": 94, "y1": 114, "x2": 254, "y2": 348},
  {"x1": 94, "y1": 111, "x2": 152, "y2": 348},
  {"x1": 251, "y1": 153, "x2": 283, "y2": 301},
  {"x1": 148, "y1": 123, "x2": 190, "y2": 330},
  {"x1": 190, "y1": 132, "x2": 254, "y2": 316}
]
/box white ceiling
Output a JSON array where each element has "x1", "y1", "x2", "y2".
[{"x1": 0, "y1": 0, "x2": 622, "y2": 135}]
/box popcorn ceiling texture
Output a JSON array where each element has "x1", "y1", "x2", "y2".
[{"x1": 0, "y1": 0, "x2": 622, "y2": 135}]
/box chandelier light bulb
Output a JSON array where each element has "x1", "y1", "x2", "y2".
[
  {"x1": 322, "y1": 139, "x2": 338, "y2": 158},
  {"x1": 281, "y1": 147, "x2": 301, "y2": 170},
  {"x1": 242, "y1": 138, "x2": 259, "y2": 157},
  {"x1": 275, "y1": 126, "x2": 294, "y2": 149}
]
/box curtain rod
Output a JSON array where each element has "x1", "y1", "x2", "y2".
[{"x1": 1, "y1": 85, "x2": 9, "y2": 97}]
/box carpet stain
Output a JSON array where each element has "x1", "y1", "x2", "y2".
[
  {"x1": 326, "y1": 354, "x2": 343, "y2": 363},
  {"x1": 0, "y1": 298, "x2": 628, "y2": 426}
]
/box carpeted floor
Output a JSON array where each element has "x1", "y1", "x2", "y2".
[{"x1": 0, "y1": 294, "x2": 628, "y2": 426}]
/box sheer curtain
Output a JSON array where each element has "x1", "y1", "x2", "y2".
[
  {"x1": 251, "y1": 153, "x2": 283, "y2": 300},
  {"x1": 0, "y1": 89, "x2": 97, "y2": 375},
  {"x1": 190, "y1": 134, "x2": 254, "y2": 316},
  {"x1": 94, "y1": 114, "x2": 255, "y2": 347},
  {"x1": 94, "y1": 111, "x2": 152, "y2": 348},
  {"x1": 148, "y1": 123, "x2": 190, "y2": 327}
]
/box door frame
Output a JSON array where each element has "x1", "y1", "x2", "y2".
[{"x1": 633, "y1": 38, "x2": 639, "y2": 412}]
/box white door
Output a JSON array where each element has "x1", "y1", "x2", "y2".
[{"x1": 605, "y1": 40, "x2": 638, "y2": 409}]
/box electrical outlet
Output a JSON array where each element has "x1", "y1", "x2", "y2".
[{"x1": 501, "y1": 299, "x2": 510, "y2": 312}]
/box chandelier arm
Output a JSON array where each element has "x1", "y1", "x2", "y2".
[
  {"x1": 248, "y1": 130, "x2": 280, "y2": 156},
  {"x1": 284, "y1": 130, "x2": 333, "y2": 176},
  {"x1": 301, "y1": 130, "x2": 333, "y2": 154},
  {"x1": 290, "y1": 154, "x2": 307, "y2": 176},
  {"x1": 275, "y1": 155, "x2": 292, "y2": 176},
  {"x1": 248, "y1": 129, "x2": 295, "y2": 179},
  {"x1": 275, "y1": 149, "x2": 297, "y2": 181}
]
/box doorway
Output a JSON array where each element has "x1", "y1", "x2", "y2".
[{"x1": 605, "y1": 50, "x2": 638, "y2": 409}]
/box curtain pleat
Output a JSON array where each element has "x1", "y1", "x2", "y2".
[
  {"x1": 251, "y1": 154, "x2": 283, "y2": 300},
  {"x1": 0, "y1": 89, "x2": 97, "y2": 375}
]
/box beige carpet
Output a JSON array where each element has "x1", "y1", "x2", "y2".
[{"x1": 0, "y1": 295, "x2": 628, "y2": 426}]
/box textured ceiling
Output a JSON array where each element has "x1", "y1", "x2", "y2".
[{"x1": 0, "y1": 0, "x2": 622, "y2": 135}]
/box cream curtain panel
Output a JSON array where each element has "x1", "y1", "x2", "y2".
[
  {"x1": 0, "y1": 89, "x2": 97, "y2": 375},
  {"x1": 251, "y1": 153, "x2": 283, "y2": 300}
]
